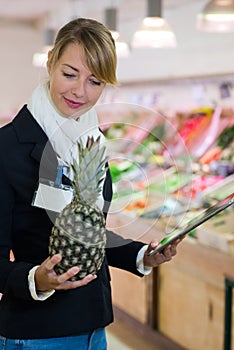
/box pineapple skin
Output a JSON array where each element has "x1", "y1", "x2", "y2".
[{"x1": 49, "y1": 199, "x2": 106, "y2": 280}]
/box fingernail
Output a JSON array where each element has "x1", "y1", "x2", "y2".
[
  {"x1": 71, "y1": 267, "x2": 80, "y2": 274},
  {"x1": 88, "y1": 274, "x2": 97, "y2": 280}
]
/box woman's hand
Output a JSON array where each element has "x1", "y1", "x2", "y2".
[
  {"x1": 143, "y1": 237, "x2": 184, "y2": 268},
  {"x1": 34, "y1": 254, "x2": 96, "y2": 291}
]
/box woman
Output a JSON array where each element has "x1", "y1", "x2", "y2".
[{"x1": 0, "y1": 18, "x2": 180, "y2": 350}]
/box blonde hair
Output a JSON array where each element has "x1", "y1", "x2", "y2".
[{"x1": 48, "y1": 18, "x2": 118, "y2": 85}]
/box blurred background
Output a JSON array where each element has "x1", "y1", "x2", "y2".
[{"x1": 0, "y1": 1, "x2": 234, "y2": 349}]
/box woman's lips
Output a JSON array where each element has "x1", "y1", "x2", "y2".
[{"x1": 64, "y1": 97, "x2": 84, "y2": 109}]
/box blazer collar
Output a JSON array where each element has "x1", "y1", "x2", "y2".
[
  {"x1": 12, "y1": 105, "x2": 58, "y2": 178},
  {"x1": 12, "y1": 105, "x2": 48, "y2": 145}
]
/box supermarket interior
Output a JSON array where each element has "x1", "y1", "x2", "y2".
[{"x1": 0, "y1": 1, "x2": 234, "y2": 349}]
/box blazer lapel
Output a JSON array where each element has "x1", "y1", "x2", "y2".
[{"x1": 12, "y1": 105, "x2": 58, "y2": 180}]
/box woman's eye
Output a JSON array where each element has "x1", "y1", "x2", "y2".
[
  {"x1": 63, "y1": 72, "x2": 75, "y2": 78},
  {"x1": 91, "y1": 80, "x2": 102, "y2": 86}
]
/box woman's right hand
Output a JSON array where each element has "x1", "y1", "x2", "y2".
[{"x1": 34, "y1": 254, "x2": 97, "y2": 291}]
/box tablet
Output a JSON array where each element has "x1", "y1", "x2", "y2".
[{"x1": 147, "y1": 192, "x2": 234, "y2": 257}]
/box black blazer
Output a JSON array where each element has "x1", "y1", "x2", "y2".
[{"x1": 0, "y1": 105, "x2": 145, "y2": 339}]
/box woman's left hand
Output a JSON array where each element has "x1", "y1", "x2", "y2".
[{"x1": 143, "y1": 238, "x2": 183, "y2": 268}]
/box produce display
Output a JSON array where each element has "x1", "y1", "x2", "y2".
[{"x1": 104, "y1": 106, "x2": 234, "y2": 255}]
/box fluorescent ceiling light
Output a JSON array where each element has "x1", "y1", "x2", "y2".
[
  {"x1": 131, "y1": 0, "x2": 177, "y2": 48},
  {"x1": 197, "y1": 0, "x2": 234, "y2": 32}
]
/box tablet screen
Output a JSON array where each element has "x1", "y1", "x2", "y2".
[{"x1": 147, "y1": 192, "x2": 234, "y2": 256}]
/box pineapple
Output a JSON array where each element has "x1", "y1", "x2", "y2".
[{"x1": 49, "y1": 136, "x2": 108, "y2": 280}]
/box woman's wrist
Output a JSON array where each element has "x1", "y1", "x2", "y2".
[{"x1": 28, "y1": 266, "x2": 55, "y2": 301}]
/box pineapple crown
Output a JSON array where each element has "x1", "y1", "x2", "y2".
[{"x1": 71, "y1": 136, "x2": 108, "y2": 205}]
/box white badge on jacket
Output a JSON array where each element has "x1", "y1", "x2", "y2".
[{"x1": 32, "y1": 166, "x2": 73, "y2": 213}]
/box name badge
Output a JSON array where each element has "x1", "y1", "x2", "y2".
[{"x1": 32, "y1": 166, "x2": 73, "y2": 213}]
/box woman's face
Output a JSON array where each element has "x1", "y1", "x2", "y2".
[{"x1": 47, "y1": 43, "x2": 105, "y2": 119}]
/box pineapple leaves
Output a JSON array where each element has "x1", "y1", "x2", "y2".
[{"x1": 71, "y1": 136, "x2": 108, "y2": 205}]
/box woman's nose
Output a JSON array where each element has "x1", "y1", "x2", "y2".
[{"x1": 71, "y1": 80, "x2": 85, "y2": 97}]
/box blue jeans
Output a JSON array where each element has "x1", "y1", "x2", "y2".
[{"x1": 0, "y1": 328, "x2": 107, "y2": 350}]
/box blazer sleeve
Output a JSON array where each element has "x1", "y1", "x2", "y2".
[
  {"x1": 105, "y1": 229, "x2": 145, "y2": 276},
  {"x1": 0, "y1": 139, "x2": 34, "y2": 301}
]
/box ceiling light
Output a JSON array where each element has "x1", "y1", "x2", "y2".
[
  {"x1": 131, "y1": 0, "x2": 177, "y2": 48},
  {"x1": 33, "y1": 28, "x2": 55, "y2": 68},
  {"x1": 197, "y1": 0, "x2": 234, "y2": 32},
  {"x1": 32, "y1": 52, "x2": 48, "y2": 68},
  {"x1": 105, "y1": 7, "x2": 130, "y2": 58}
]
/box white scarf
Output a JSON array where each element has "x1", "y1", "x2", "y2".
[{"x1": 27, "y1": 82, "x2": 105, "y2": 209}]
